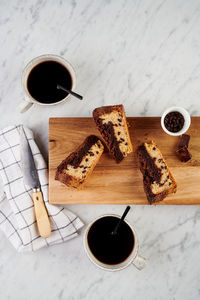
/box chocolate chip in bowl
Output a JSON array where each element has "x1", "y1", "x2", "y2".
[
  {"x1": 164, "y1": 111, "x2": 185, "y2": 133},
  {"x1": 161, "y1": 106, "x2": 191, "y2": 136}
]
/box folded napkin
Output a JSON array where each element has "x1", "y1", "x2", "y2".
[{"x1": 0, "y1": 125, "x2": 84, "y2": 252}]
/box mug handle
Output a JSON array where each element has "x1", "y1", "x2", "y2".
[
  {"x1": 19, "y1": 99, "x2": 33, "y2": 113},
  {"x1": 132, "y1": 254, "x2": 146, "y2": 270}
]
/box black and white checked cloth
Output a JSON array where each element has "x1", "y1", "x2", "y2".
[{"x1": 0, "y1": 125, "x2": 84, "y2": 252}]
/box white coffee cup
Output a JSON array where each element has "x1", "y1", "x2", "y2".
[
  {"x1": 83, "y1": 214, "x2": 146, "y2": 271},
  {"x1": 20, "y1": 54, "x2": 76, "y2": 113}
]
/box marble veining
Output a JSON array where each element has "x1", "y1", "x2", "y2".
[{"x1": 0, "y1": 0, "x2": 200, "y2": 299}]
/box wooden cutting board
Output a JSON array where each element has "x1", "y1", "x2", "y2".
[{"x1": 49, "y1": 117, "x2": 200, "y2": 205}]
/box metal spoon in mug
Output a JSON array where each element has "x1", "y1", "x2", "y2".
[
  {"x1": 111, "y1": 206, "x2": 131, "y2": 236},
  {"x1": 57, "y1": 84, "x2": 83, "y2": 100}
]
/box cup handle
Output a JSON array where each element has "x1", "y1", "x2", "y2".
[
  {"x1": 19, "y1": 99, "x2": 33, "y2": 113},
  {"x1": 132, "y1": 254, "x2": 146, "y2": 270}
]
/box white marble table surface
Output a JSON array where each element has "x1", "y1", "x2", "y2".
[{"x1": 0, "y1": 0, "x2": 200, "y2": 299}]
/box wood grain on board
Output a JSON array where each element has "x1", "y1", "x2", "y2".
[{"x1": 49, "y1": 117, "x2": 200, "y2": 205}]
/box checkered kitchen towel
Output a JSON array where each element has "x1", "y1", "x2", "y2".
[{"x1": 0, "y1": 125, "x2": 84, "y2": 252}]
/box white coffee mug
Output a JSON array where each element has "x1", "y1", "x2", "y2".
[
  {"x1": 20, "y1": 54, "x2": 76, "y2": 113},
  {"x1": 83, "y1": 214, "x2": 146, "y2": 271}
]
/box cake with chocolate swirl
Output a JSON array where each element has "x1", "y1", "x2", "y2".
[
  {"x1": 55, "y1": 135, "x2": 104, "y2": 189},
  {"x1": 93, "y1": 104, "x2": 133, "y2": 163},
  {"x1": 137, "y1": 141, "x2": 177, "y2": 204}
]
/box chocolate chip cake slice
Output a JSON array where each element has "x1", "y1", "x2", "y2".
[
  {"x1": 55, "y1": 135, "x2": 104, "y2": 189},
  {"x1": 137, "y1": 141, "x2": 177, "y2": 204},
  {"x1": 93, "y1": 105, "x2": 133, "y2": 162}
]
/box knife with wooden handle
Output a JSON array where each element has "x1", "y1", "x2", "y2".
[{"x1": 20, "y1": 128, "x2": 51, "y2": 238}]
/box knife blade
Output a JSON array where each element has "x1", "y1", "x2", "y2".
[
  {"x1": 20, "y1": 127, "x2": 51, "y2": 238},
  {"x1": 20, "y1": 128, "x2": 40, "y2": 189}
]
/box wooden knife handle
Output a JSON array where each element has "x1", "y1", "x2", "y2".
[{"x1": 32, "y1": 189, "x2": 51, "y2": 238}]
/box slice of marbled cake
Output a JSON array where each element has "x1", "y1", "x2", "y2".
[
  {"x1": 55, "y1": 135, "x2": 104, "y2": 189},
  {"x1": 93, "y1": 104, "x2": 133, "y2": 163},
  {"x1": 137, "y1": 141, "x2": 177, "y2": 204}
]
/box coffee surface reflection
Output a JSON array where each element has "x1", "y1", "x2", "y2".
[{"x1": 87, "y1": 216, "x2": 134, "y2": 265}]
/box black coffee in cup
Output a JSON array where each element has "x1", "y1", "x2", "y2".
[
  {"x1": 27, "y1": 60, "x2": 72, "y2": 104},
  {"x1": 87, "y1": 216, "x2": 134, "y2": 265}
]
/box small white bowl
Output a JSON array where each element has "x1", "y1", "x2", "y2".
[{"x1": 161, "y1": 106, "x2": 191, "y2": 136}]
